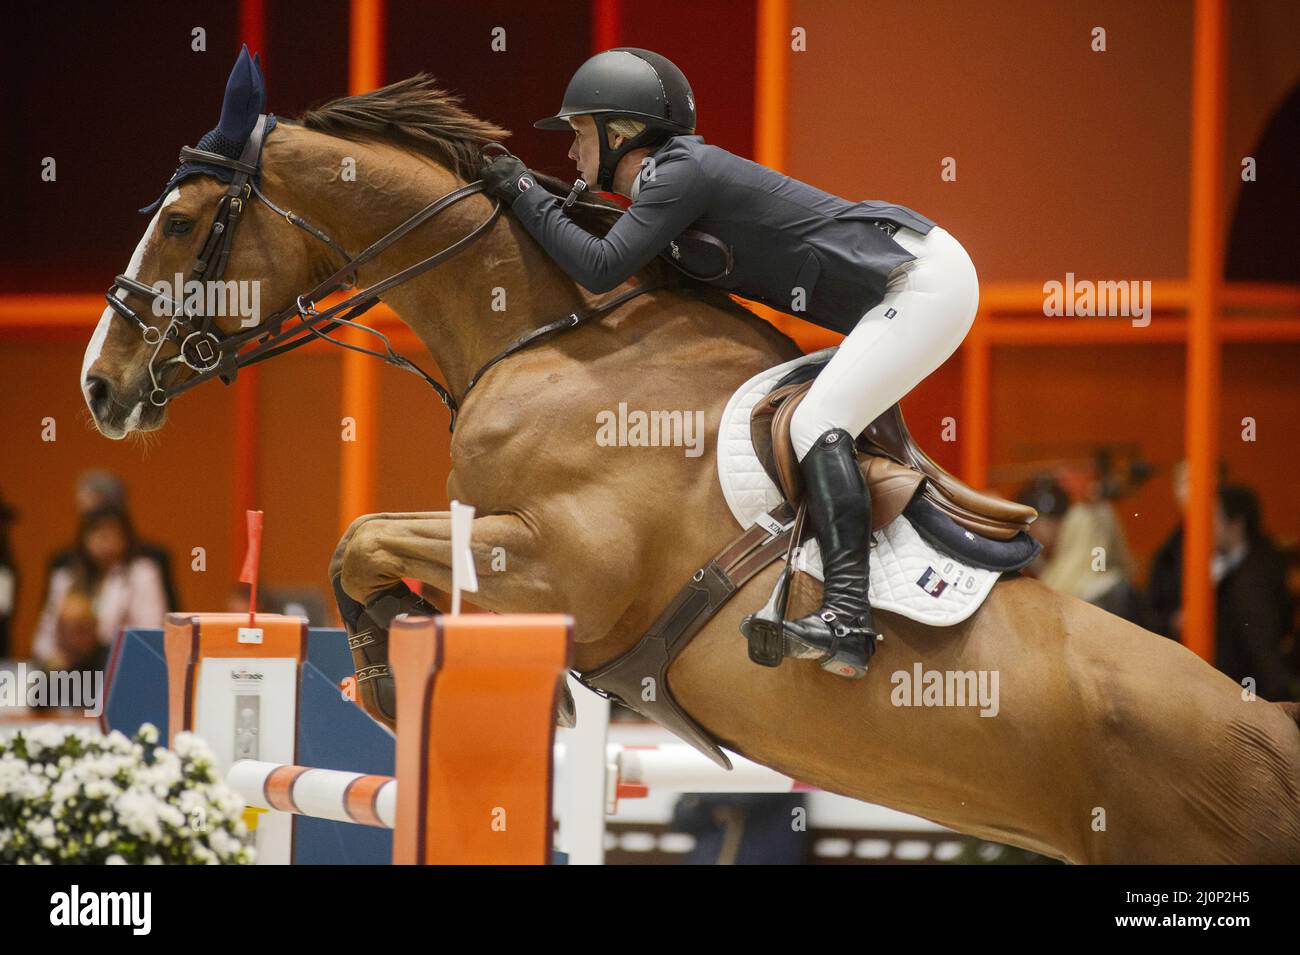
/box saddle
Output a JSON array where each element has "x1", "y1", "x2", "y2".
[
  {"x1": 750, "y1": 380, "x2": 1037, "y2": 541},
  {"x1": 579, "y1": 364, "x2": 1039, "y2": 771}
]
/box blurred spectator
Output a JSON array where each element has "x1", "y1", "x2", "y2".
[
  {"x1": 1147, "y1": 458, "x2": 1232, "y2": 641},
  {"x1": 31, "y1": 506, "x2": 167, "y2": 671},
  {"x1": 1213, "y1": 485, "x2": 1299, "y2": 700},
  {"x1": 1147, "y1": 460, "x2": 1189, "y2": 640},
  {"x1": 0, "y1": 491, "x2": 17, "y2": 659},
  {"x1": 1037, "y1": 497, "x2": 1157, "y2": 629},
  {"x1": 1016, "y1": 474, "x2": 1071, "y2": 578},
  {"x1": 46, "y1": 470, "x2": 180, "y2": 613},
  {"x1": 1018, "y1": 470, "x2": 1156, "y2": 629}
]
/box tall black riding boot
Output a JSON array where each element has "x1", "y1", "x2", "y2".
[{"x1": 774, "y1": 428, "x2": 880, "y2": 677}]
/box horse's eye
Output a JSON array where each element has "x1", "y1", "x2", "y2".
[{"x1": 165, "y1": 217, "x2": 194, "y2": 236}]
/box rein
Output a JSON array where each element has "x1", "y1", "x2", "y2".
[{"x1": 107, "y1": 120, "x2": 666, "y2": 431}]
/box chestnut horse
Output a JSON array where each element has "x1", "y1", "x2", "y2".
[{"x1": 82, "y1": 77, "x2": 1300, "y2": 863}]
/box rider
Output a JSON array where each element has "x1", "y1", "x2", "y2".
[{"x1": 478, "y1": 48, "x2": 979, "y2": 679}]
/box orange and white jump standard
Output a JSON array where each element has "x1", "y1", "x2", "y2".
[{"x1": 165, "y1": 611, "x2": 573, "y2": 864}]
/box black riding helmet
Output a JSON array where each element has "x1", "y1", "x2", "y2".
[{"x1": 534, "y1": 47, "x2": 696, "y2": 192}]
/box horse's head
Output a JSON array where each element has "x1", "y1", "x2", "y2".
[
  {"x1": 83, "y1": 46, "x2": 326, "y2": 438},
  {"x1": 84, "y1": 48, "x2": 701, "y2": 441}
]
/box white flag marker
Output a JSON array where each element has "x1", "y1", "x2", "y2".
[{"x1": 450, "y1": 499, "x2": 478, "y2": 616}]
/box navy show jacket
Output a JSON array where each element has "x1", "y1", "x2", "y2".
[{"x1": 509, "y1": 134, "x2": 938, "y2": 334}]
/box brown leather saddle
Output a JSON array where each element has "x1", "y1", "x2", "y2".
[
  {"x1": 579, "y1": 368, "x2": 1039, "y2": 770},
  {"x1": 750, "y1": 381, "x2": 1037, "y2": 540}
]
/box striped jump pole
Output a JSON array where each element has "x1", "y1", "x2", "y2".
[
  {"x1": 228, "y1": 760, "x2": 396, "y2": 828},
  {"x1": 228, "y1": 742, "x2": 811, "y2": 835}
]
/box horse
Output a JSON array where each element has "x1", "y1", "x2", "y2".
[{"x1": 82, "y1": 73, "x2": 1300, "y2": 863}]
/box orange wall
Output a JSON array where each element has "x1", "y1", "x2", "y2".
[
  {"x1": 785, "y1": 0, "x2": 1300, "y2": 582},
  {"x1": 1218, "y1": 342, "x2": 1300, "y2": 548},
  {"x1": 0, "y1": 337, "x2": 462, "y2": 655},
  {"x1": 989, "y1": 343, "x2": 1188, "y2": 579},
  {"x1": 0, "y1": 339, "x2": 240, "y2": 649},
  {"x1": 788, "y1": 0, "x2": 1195, "y2": 280}
]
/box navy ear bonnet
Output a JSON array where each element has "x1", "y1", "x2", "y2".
[{"x1": 140, "y1": 45, "x2": 278, "y2": 214}]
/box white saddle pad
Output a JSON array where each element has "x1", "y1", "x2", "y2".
[{"x1": 716, "y1": 351, "x2": 999, "y2": 627}]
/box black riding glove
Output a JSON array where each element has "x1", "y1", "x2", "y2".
[{"x1": 478, "y1": 154, "x2": 542, "y2": 206}]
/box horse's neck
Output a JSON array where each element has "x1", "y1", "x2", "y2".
[{"x1": 268, "y1": 126, "x2": 596, "y2": 401}]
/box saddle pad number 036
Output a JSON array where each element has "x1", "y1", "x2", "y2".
[{"x1": 717, "y1": 350, "x2": 1000, "y2": 628}]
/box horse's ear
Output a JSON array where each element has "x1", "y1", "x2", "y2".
[{"x1": 214, "y1": 44, "x2": 267, "y2": 146}]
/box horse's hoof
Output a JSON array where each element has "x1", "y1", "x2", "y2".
[{"x1": 355, "y1": 665, "x2": 397, "y2": 730}]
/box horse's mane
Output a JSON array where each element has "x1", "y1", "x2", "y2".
[{"x1": 294, "y1": 74, "x2": 789, "y2": 334}]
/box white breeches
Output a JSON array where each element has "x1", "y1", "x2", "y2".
[{"x1": 789, "y1": 225, "x2": 980, "y2": 461}]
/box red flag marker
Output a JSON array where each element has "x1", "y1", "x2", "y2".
[{"x1": 240, "y1": 510, "x2": 264, "y2": 629}]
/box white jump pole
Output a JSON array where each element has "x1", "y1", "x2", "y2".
[
  {"x1": 556, "y1": 675, "x2": 611, "y2": 865},
  {"x1": 615, "y1": 746, "x2": 801, "y2": 795}
]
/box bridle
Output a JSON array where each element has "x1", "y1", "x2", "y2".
[
  {"x1": 105, "y1": 114, "x2": 508, "y2": 423},
  {"x1": 105, "y1": 114, "x2": 660, "y2": 431}
]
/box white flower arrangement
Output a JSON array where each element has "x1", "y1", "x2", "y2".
[{"x1": 0, "y1": 724, "x2": 254, "y2": 864}]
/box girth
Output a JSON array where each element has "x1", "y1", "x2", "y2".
[{"x1": 579, "y1": 501, "x2": 797, "y2": 769}]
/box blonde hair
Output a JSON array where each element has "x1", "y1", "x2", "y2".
[
  {"x1": 1039, "y1": 500, "x2": 1136, "y2": 603},
  {"x1": 604, "y1": 116, "x2": 695, "y2": 146},
  {"x1": 605, "y1": 116, "x2": 647, "y2": 143}
]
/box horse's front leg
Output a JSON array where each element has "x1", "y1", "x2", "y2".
[
  {"x1": 328, "y1": 511, "x2": 452, "y2": 613},
  {"x1": 338, "y1": 511, "x2": 553, "y2": 607},
  {"x1": 331, "y1": 511, "x2": 557, "y2": 729},
  {"x1": 329, "y1": 510, "x2": 449, "y2": 588}
]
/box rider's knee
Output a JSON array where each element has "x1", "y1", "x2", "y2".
[{"x1": 789, "y1": 398, "x2": 838, "y2": 462}]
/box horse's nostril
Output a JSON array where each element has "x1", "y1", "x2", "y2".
[{"x1": 85, "y1": 376, "x2": 113, "y2": 418}]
